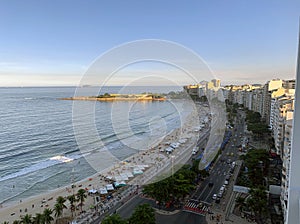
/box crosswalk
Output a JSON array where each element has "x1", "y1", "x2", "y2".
[{"x1": 183, "y1": 199, "x2": 210, "y2": 216}]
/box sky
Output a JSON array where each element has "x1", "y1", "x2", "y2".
[{"x1": 0, "y1": 0, "x2": 300, "y2": 86}]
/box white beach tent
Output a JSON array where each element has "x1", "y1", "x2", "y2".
[
  {"x1": 88, "y1": 189, "x2": 97, "y2": 194},
  {"x1": 106, "y1": 184, "x2": 114, "y2": 191},
  {"x1": 125, "y1": 172, "x2": 134, "y2": 178},
  {"x1": 114, "y1": 181, "x2": 126, "y2": 187},
  {"x1": 178, "y1": 138, "x2": 187, "y2": 144},
  {"x1": 105, "y1": 176, "x2": 113, "y2": 180},
  {"x1": 165, "y1": 147, "x2": 174, "y2": 153},
  {"x1": 133, "y1": 169, "x2": 143, "y2": 175},
  {"x1": 114, "y1": 175, "x2": 123, "y2": 182},
  {"x1": 99, "y1": 187, "x2": 108, "y2": 194},
  {"x1": 120, "y1": 173, "x2": 129, "y2": 180}
]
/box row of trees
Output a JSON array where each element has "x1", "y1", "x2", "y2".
[
  {"x1": 245, "y1": 109, "x2": 270, "y2": 137},
  {"x1": 239, "y1": 148, "x2": 270, "y2": 187},
  {"x1": 102, "y1": 203, "x2": 156, "y2": 224},
  {"x1": 2, "y1": 188, "x2": 87, "y2": 224},
  {"x1": 142, "y1": 162, "x2": 202, "y2": 208}
]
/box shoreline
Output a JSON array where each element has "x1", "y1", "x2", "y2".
[{"x1": 0, "y1": 104, "x2": 210, "y2": 223}]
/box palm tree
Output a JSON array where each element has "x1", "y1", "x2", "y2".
[
  {"x1": 53, "y1": 203, "x2": 63, "y2": 223},
  {"x1": 67, "y1": 194, "x2": 77, "y2": 217},
  {"x1": 56, "y1": 196, "x2": 67, "y2": 212},
  {"x1": 32, "y1": 213, "x2": 43, "y2": 224},
  {"x1": 53, "y1": 196, "x2": 67, "y2": 222},
  {"x1": 76, "y1": 189, "x2": 87, "y2": 212},
  {"x1": 128, "y1": 204, "x2": 155, "y2": 224},
  {"x1": 42, "y1": 208, "x2": 54, "y2": 224},
  {"x1": 20, "y1": 214, "x2": 32, "y2": 224},
  {"x1": 12, "y1": 221, "x2": 21, "y2": 224}
]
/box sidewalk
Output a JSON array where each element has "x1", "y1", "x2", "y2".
[
  {"x1": 206, "y1": 210, "x2": 255, "y2": 224},
  {"x1": 206, "y1": 160, "x2": 254, "y2": 224}
]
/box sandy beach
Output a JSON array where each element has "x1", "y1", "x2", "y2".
[{"x1": 0, "y1": 103, "x2": 210, "y2": 223}]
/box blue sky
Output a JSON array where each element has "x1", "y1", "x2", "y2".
[{"x1": 0, "y1": 0, "x2": 299, "y2": 86}]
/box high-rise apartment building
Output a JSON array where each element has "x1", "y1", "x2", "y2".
[
  {"x1": 212, "y1": 79, "x2": 221, "y2": 88},
  {"x1": 286, "y1": 28, "x2": 300, "y2": 224},
  {"x1": 262, "y1": 79, "x2": 283, "y2": 124},
  {"x1": 282, "y1": 119, "x2": 293, "y2": 222}
]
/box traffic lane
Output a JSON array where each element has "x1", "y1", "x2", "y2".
[
  {"x1": 156, "y1": 211, "x2": 207, "y2": 224},
  {"x1": 193, "y1": 153, "x2": 231, "y2": 202},
  {"x1": 117, "y1": 196, "x2": 151, "y2": 219},
  {"x1": 204, "y1": 164, "x2": 230, "y2": 202}
]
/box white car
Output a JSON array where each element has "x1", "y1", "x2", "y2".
[
  {"x1": 192, "y1": 147, "x2": 199, "y2": 155},
  {"x1": 212, "y1": 194, "x2": 217, "y2": 200},
  {"x1": 224, "y1": 180, "x2": 229, "y2": 185}
]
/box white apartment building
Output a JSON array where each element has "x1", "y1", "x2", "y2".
[
  {"x1": 252, "y1": 88, "x2": 264, "y2": 115},
  {"x1": 272, "y1": 96, "x2": 294, "y2": 157},
  {"x1": 263, "y1": 79, "x2": 284, "y2": 125},
  {"x1": 282, "y1": 118, "x2": 293, "y2": 222},
  {"x1": 270, "y1": 89, "x2": 295, "y2": 130}
]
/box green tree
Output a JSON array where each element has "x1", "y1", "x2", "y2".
[
  {"x1": 244, "y1": 149, "x2": 269, "y2": 186},
  {"x1": 32, "y1": 213, "x2": 43, "y2": 224},
  {"x1": 54, "y1": 196, "x2": 67, "y2": 221},
  {"x1": 172, "y1": 173, "x2": 194, "y2": 202},
  {"x1": 20, "y1": 214, "x2": 32, "y2": 224},
  {"x1": 128, "y1": 204, "x2": 155, "y2": 224},
  {"x1": 143, "y1": 179, "x2": 171, "y2": 206},
  {"x1": 246, "y1": 186, "x2": 268, "y2": 224},
  {"x1": 102, "y1": 214, "x2": 127, "y2": 224},
  {"x1": 76, "y1": 189, "x2": 87, "y2": 212},
  {"x1": 53, "y1": 203, "x2": 63, "y2": 223},
  {"x1": 143, "y1": 164, "x2": 197, "y2": 207},
  {"x1": 67, "y1": 194, "x2": 77, "y2": 217},
  {"x1": 42, "y1": 208, "x2": 54, "y2": 224},
  {"x1": 13, "y1": 221, "x2": 21, "y2": 224}
]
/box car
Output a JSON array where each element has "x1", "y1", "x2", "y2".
[
  {"x1": 208, "y1": 182, "x2": 214, "y2": 187},
  {"x1": 217, "y1": 192, "x2": 223, "y2": 198},
  {"x1": 215, "y1": 197, "x2": 220, "y2": 203},
  {"x1": 192, "y1": 147, "x2": 199, "y2": 155},
  {"x1": 224, "y1": 180, "x2": 229, "y2": 185},
  {"x1": 232, "y1": 161, "x2": 236, "y2": 168},
  {"x1": 212, "y1": 194, "x2": 217, "y2": 200}
]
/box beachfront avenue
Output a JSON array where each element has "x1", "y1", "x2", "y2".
[
  {"x1": 88, "y1": 105, "x2": 241, "y2": 224},
  {"x1": 86, "y1": 106, "x2": 230, "y2": 224}
]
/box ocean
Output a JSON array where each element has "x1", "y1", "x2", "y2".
[{"x1": 0, "y1": 86, "x2": 193, "y2": 205}]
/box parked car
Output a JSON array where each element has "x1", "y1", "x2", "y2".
[
  {"x1": 225, "y1": 175, "x2": 230, "y2": 181},
  {"x1": 224, "y1": 180, "x2": 229, "y2": 185},
  {"x1": 217, "y1": 192, "x2": 223, "y2": 198},
  {"x1": 208, "y1": 182, "x2": 214, "y2": 187},
  {"x1": 192, "y1": 147, "x2": 199, "y2": 155},
  {"x1": 212, "y1": 194, "x2": 217, "y2": 200}
]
